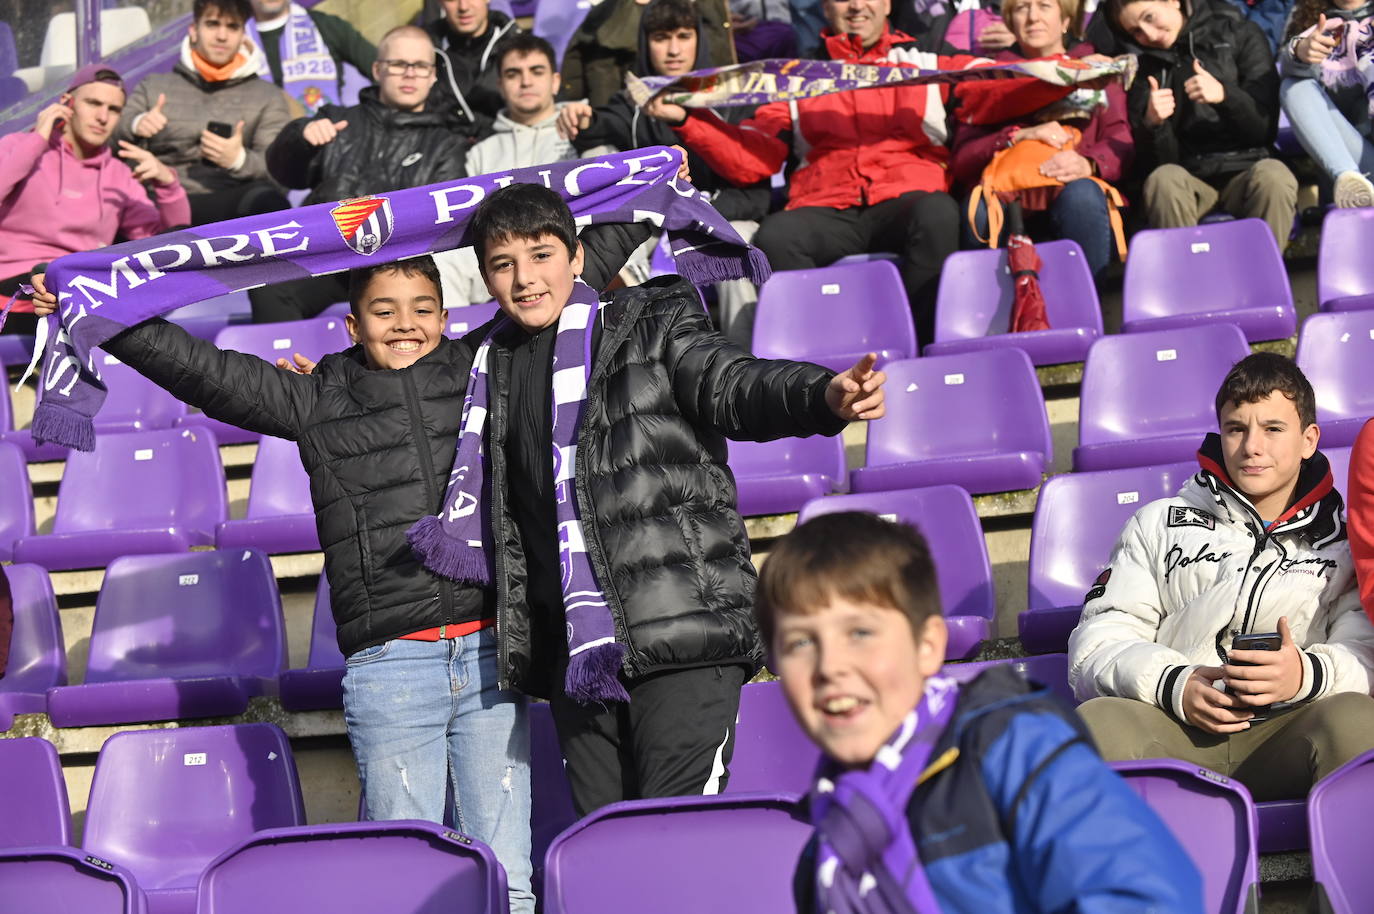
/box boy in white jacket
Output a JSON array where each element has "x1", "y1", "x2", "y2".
[{"x1": 1070, "y1": 353, "x2": 1374, "y2": 801}]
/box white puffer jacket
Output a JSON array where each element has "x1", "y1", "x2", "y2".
[{"x1": 1069, "y1": 436, "x2": 1374, "y2": 721}]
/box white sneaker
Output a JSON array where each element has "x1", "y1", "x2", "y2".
[{"x1": 1334, "y1": 171, "x2": 1374, "y2": 208}]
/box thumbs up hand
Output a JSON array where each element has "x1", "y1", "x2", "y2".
[
  {"x1": 302, "y1": 118, "x2": 348, "y2": 146},
  {"x1": 1184, "y1": 58, "x2": 1225, "y2": 104},
  {"x1": 135, "y1": 92, "x2": 169, "y2": 138},
  {"x1": 1298, "y1": 13, "x2": 1339, "y2": 64},
  {"x1": 1143, "y1": 74, "x2": 1176, "y2": 126}
]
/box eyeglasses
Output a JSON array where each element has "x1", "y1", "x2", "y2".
[{"x1": 379, "y1": 59, "x2": 435, "y2": 77}]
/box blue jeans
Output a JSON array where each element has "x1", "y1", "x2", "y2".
[
  {"x1": 342, "y1": 630, "x2": 533, "y2": 914},
  {"x1": 966, "y1": 178, "x2": 1113, "y2": 277},
  {"x1": 1280, "y1": 76, "x2": 1374, "y2": 181}
]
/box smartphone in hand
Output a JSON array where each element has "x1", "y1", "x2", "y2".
[
  {"x1": 202, "y1": 120, "x2": 233, "y2": 167},
  {"x1": 1228, "y1": 632, "x2": 1281, "y2": 722}
]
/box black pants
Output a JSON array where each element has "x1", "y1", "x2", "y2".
[
  {"x1": 751, "y1": 190, "x2": 961, "y2": 346},
  {"x1": 188, "y1": 182, "x2": 290, "y2": 226},
  {"x1": 249, "y1": 272, "x2": 350, "y2": 323},
  {"x1": 549, "y1": 663, "x2": 750, "y2": 816}
]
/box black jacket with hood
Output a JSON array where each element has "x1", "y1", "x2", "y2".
[{"x1": 426, "y1": 10, "x2": 520, "y2": 125}]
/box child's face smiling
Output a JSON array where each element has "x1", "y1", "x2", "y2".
[
  {"x1": 346, "y1": 270, "x2": 447, "y2": 370},
  {"x1": 481, "y1": 233, "x2": 584, "y2": 333},
  {"x1": 773, "y1": 597, "x2": 946, "y2": 768}
]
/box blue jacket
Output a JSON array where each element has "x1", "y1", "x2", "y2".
[{"x1": 796, "y1": 666, "x2": 1203, "y2": 912}]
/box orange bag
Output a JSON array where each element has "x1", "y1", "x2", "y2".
[{"x1": 967, "y1": 126, "x2": 1127, "y2": 260}]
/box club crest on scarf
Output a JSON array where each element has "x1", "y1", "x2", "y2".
[{"x1": 331, "y1": 196, "x2": 395, "y2": 256}]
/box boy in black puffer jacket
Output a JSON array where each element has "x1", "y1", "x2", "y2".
[{"x1": 457, "y1": 183, "x2": 887, "y2": 815}]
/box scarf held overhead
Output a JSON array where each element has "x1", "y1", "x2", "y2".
[
  {"x1": 625, "y1": 54, "x2": 1137, "y2": 118},
  {"x1": 408, "y1": 282, "x2": 628, "y2": 704},
  {"x1": 29, "y1": 147, "x2": 767, "y2": 451}
]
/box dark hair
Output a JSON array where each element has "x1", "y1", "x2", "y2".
[
  {"x1": 1284, "y1": 0, "x2": 1325, "y2": 40},
  {"x1": 347, "y1": 255, "x2": 443, "y2": 315},
  {"x1": 469, "y1": 183, "x2": 579, "y2": 270},
  {"x1": 1214, "y1": 352, "x2": 1317, "y2": 429},
  {"x1": 494, "y1": 32, "x2": 558, "y2": 73},
  {"x1": 1104, "y1": 0, "x2": 1185, "y2": 37},
  {"x1": 642, "y1": 0, "x2": 699, "y2": 36},
  {"x1": 194, "y1": 0, "x2": 252, "y2": 24},
  {"x1": 755, "y1": 512, "x2": 942, "y2": 648}
]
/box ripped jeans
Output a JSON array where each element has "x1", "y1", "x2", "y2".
[{"x1": 343, "y1": 628, "x2": 533, "y2": 914}]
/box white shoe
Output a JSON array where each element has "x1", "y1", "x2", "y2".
[{"x1": 1334, "y1": 171, "x2": 1374, "y2": 208}]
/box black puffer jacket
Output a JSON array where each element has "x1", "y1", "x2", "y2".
[
  {"x1": 476, "y1": 277, "x2": 846, "y2": 696},
  {"x1": 101, "y1": 227, "x2": 643, "y2": 658},
  {"x1": 266, "y1": 86, "x2": 472, "y2": 206}
]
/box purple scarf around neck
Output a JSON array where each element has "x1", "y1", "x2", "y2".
[
  {"x1": 26, "y1": 147, "x2": 768, "y2": 452},
  {"x1": 408, "y1": 281, "x2": 629, "y2": 703},
  {"x1": 809, "y1": 675, "x2": 960, "y2": 914}
]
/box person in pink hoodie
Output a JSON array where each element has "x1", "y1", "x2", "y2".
[{"x1": 0, "y1": 64, "x2": 190, "y2": 336}]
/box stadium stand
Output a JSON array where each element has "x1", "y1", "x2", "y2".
[
  {"x1": 728, "y1": 433, "x2": 848, "y2": 518},
  {"x1": 1294, "y1": 311, "x2": 1374, "y2": 448},
  {"x1": 0, "y1": 441, "x2": 34, "y2": 560},
  {"x1": 0, "y1": 736, "x2": 70, "y2": 847},
  {"x1": 276, "y1": 573, "x2": 344, "y2": 712},
  {"x1": 0, "y1": 845, "x2": 146, "y2": 914},
  {"x1": 1308, "y1": 749, "x2": 1374, "y2": 914},
  {"x1": 1317, "y1": 208, "x2": 1374, "y2": 313},
  {"x1": 0, "y1": 564, "x2": 65, "y2": 733},
  {"x1": 214, "y1": 434, "x2": 318, "y2": 555}
]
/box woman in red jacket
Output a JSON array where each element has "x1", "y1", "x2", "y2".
[{"x1": 950, "y1": 0, "x2": 1134, "y2": 277}]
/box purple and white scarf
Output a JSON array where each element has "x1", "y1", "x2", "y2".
[
  {"x1": 27, "y1": 147, "x2": 768, "y2": 452},
  {"x1": 809, "y1": 675, "x2": 961, "y2": 914},
  {"x1": 408, "y1": 281, "x2": 627, "y2": 703},
  {"x1": 249, "y1": 2, "x2": 339, "y2": 114},
  {"x1": 1294, "y1": 10, "x2": 1374, "y2": 118}
]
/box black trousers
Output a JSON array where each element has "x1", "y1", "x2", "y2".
[
  {"x1": 188, "y1": 181, "x2": 290, "y2": 226},
  {"x1": 549, "y1": 663, "x2": 750, "y2": 816},
  {"x1": 249, "y1": 272, "x2": 350, "y2": 323},
  {"x1": 751, "y1": 189, "x2": 961, "y2": 346}
]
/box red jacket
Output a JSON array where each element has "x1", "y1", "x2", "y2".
[
  {"x1": 674, "y1": 25, "x2": 1073, "y2": 211},
  {"x1": 1349, "y1": 418, "x2": 1374, "y2": 620},
  {"x1": 948, "y1": 42, "x2": 1134, "y2": 190}
]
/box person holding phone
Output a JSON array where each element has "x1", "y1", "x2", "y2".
[
  {"x1": 1068, "y1": 353, "x2": 1374, "y2": 802},
  {"x1": 117, "y1": 0, "x2": 291, "y2": 224}
]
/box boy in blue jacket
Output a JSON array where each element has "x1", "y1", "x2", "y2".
[{"x1": 756, "y1": 511, "x2": 1204, "y2": 913}]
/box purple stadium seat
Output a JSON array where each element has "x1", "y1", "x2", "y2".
[
  {"x1": 1257, "y1": 799, "x2": 1308, "y2": 855},
  {"x1": 849, "y1": 349, "x2": 1052, "y2": 495},
  {"x1": 928, "y1": 240, "x2": 1103, "y2": 365},
  {"x1": 46, "y1": 549, "x2": 286, "y2": 728},
  {"x1": 1308, "y1": 748, "x2": 1374, "y2": 913},
  {"x1": 1295, "y1": 311, "x2": 1374, "y2": 448},
  {"x1": 84, "y1": 724, "x2": 305, "y2": 914},
  {"x1": 195, "y1": 820, "x2": 507, "y2": 914},
  {"x1": 0, "y1": 564, "x2": 66, "y2": 733},
  {"x1": 1326, "y1": 446, "x2": 1353, "y2": 496},
  {"x1": 0, "y1": 334, "x2": 36, "y2": 368},
  {"x1": 1022, "y1": 462, "x2": 1197, "y2": 654},
  {"x1": 942, "y1": 653, "x2": 1075, "y2": 707},
  {"x1": 0, "y1": 846, "x2": 147, "y2": 914},
  {"x1": 0, "y1": 440, "x2": 34, "y2": 560},
  {"x1": 1318, "y1": 208, "x2": 1374, "y2": 312},
  {"x1": 1073, "y1": 324, "x2": 1250, "y2": 472},
  {"x1": 543, "y1": 793, "x2": 813, "y2": 914},
  {"x1": 165, "y1": 291, "x2": 252, "y2": 342},
  {"x1": 530, "y1": 701, "x2": 578, "y2": 897},
  {"x1": 215, "y1": 435, "x2": 318, "y2": 554},
  {"x1": 753, "y1": 261, "x2": 918, "y2": 373},
  {"x1": 797, "y1": 486, "x2": 995, "y2": 659},
  {"x1": 1110, "y1": 760, "x2": 1260, "y2": 914},
  {"x1": 1122, "y1": 219, "x2": 1297, "y2": 341},
  {"x1": 0, "y1": 737, "x2": 71, "y2": 847},
  {"x1": 727, "y1": 680, "x2": 821, "y2": 796},
  {"x1": 728, "y1": 434, "x2": 847, "y2": 517},
  {"x1": 13, "y1": 427, "x2": 228, "y2": 571},
  {"x1": 277, "y1": 574, "x2": 344, "y2": 712},
  {"x1": 176, "y1": 315, "x2": 351, "y2": 445},
  {"x1": 534, "y1": 0, "x2": 592, "y2": 61},
  {"x1": 445, "y1": 301, "x2": 501, "y2": 338},
  {"x1": 0, "y1": 358, "x2": 10, "y2": 431}
]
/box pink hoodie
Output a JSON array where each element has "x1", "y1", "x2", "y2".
[{"x1": 0, "y1": 129, "x2": 191, "y2": 312}]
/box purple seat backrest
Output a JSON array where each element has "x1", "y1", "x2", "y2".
[
  {"x1": 197, "y1": 820, "x2": 507, "y2": 914},
  {"x1": 868, "y1": 350, "x2": 1051, "y2": 465},
  {"x1": 1111, "y1": 759, "x2": 1259, "y2": 914},
  {"x1": 0, "y1": 21, "x2": 16, "y2": 75},
  {"x1": 728, "y1": 681, "x2": 822, "y2": 795},
  {"x1": 543, "y1": 793, "x2": 813, "y2": 914},
  {"x1": 1296, "y1": 311, "x2": 1374, "y2": 427},
  {"x1": 534, "y1": 0, "x2": 593, "y2": 62},
  {"x1": 727, "y1": 434, "x2": 847, "y2": 486},
  {"x1": 445, "y1": 301, "x2": 502, "y2": 339},
  {"x1": 798, "y1": 486, "x2": 995, "y2": 620},
  {"x1": 754, "y1": 261, "x2": 917, "y2": 370},
  {"x1": 1028, "y1": 463, "x2": 1197, "y2": 613},
  {"x1": 96, "y1": 351, "x2": 187, "y2": 429},
  {"x1": 245, "y1": 436, "x2": 311, "y2": 519},
  {"x1": 934, "y1": 240, "x2": 1102, "y2": 341},
  {"x1": 213, "y1": 314, "x2": 350, "y2": 363},
  {"x1": 1309, "y1": 748, "x2": 1374, "y2": 914},
  {"x1": 83, "y1": 723, "x2": 305, "y2": 893},
  {"x1": 1123, "y1": 219, "x2": 1292, "y2": 324},
  {"x1": 0, "y1": 847, "x2": 145, "y2": 914},
  {"x1": 0, "y1": 563, "x2": 66, "y2": 695},
  {"x1": 0, "y1": 357, "x2": 11, "y2": 431},
  {"x1": 1325, "y1": 446, "x2": 1353, "y2": 498},
  {"x1": 0, "y1": 441, "x2": 35, "y2": 555},
  {"x1": 0, "y1": 738, "x2": 71, "y2": 847},
  {"x1": 1318, "y1": 208, "x2": 1374, "y2": 309},
  {"x1": 1078, "y1": 325, "x2": 1249, "y2": 447},
  {"x1": 84, "y1": 550, "x2": 285, "y2": 684},
  {"x1": 306, "y1": 572, "x2": 344, "y2": 669},
  {"x1": 942, "y1": 654, "x2": 1075, "y2": 706},
  {"x1": 50, "y1": 428, "x2": 227, "y2": 535},
  {"x1": 530, "y1": 701, "x2": 578, "y2": 886},
  {"x1": 165, "y1": 291, "x2": 252, "y2": 322}
]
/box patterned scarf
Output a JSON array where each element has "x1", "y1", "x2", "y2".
[
  {"x1": 809, "y1": 676, "x2": 961, "y2": 914},
  {"x1": 408, "y1": 281, "x2": 628, "y2": 703},
  {"x1": 1300, "y1": 10, "x2": 1374, "y2": 118},
  {"x1": 249, "y1": 3, "x2": 340, "y2": 114}
]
